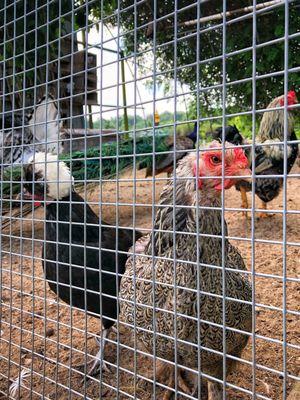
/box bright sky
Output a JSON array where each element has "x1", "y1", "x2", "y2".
[{"x1": 81, "y1": 24, "x2": 190, "y2": 120}]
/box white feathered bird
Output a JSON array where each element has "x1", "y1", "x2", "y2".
[{"x1": 0, "y1": 94, "x2": 62, "y2": 168}]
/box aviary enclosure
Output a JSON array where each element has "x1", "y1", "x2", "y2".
[{"x1": 0, "y1": 1, "x2": 299, "y2": 399}]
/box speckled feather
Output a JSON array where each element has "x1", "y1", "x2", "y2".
[
  {"x1": 120, "y1": 152, "x2": 252, "y2": 384},
  {"x1": 0, "y1": 95, "x2": 62, "y2": 168}
]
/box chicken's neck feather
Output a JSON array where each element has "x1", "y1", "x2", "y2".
[
  {"x1": 258, "y1": 108, "x2": 294, "y2": 142},
  {"x1": 145, "y1": 173, "x2": 227, "y2": 266}
]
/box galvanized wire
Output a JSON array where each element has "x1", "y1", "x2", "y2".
[{"x1": 0, "y1": 1, "x2": 299, "y2": 400}]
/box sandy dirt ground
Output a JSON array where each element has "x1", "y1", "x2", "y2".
[{"x1": 0, "y1": 165, "x2": 299, "y2": 399}]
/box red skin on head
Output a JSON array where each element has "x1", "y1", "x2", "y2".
[
  {"x1": 233, "y1": 147, "x2": 249, "y2": 168},
  {"x1": 193, "y1": 148, "x2": 249, "y2": 190},
  {"x1": 279, "y1": 90, "x2": 298, "y2": 107}
]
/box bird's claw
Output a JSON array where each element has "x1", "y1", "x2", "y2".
[
  {"x1": 77, "y1": 330, "x2": 110, "y2": 382},
  {"x1": 242, "y1": 211, "x2": 251, "y2": 220},
  {"x1": 257, "y1": 212, "x2": 274, "y2": 219},
  {"x1": 78, "y1": 359, "x2": 111, "y2": 384}
]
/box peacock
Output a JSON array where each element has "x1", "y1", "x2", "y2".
[
  {"x1": 1, "y1": 132, "x2": 171, "y2": 227},
  {"x1": 138, "y1": 122, "x2": 198, "y2": 177}
]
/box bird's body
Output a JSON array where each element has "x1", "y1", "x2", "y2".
[
  {"x1": 206, "y1": 124, "x2": 244, "y2": 147},
  {"x1": 208, "y1": 92, "x2": 299, "y2": 217},
  {"x1": 120, "y1": 144, "x2": 252, "y2": 399},
  {"x1": 42, "y1": 191, "x2": 138, "y2": 326},
  {"x1": 144, "y1": 122, "x2": 198, "y2": 177},
  {"x1": 238, "y1": 135, "x2": 299, "y2": 204},
  {"x1": 0, "y1": 113, "x2": 34, "y2": 166},
  {"x1": 23, "y1": 153, "x2": 142, "y2": 376},
  {"x1": 236, "y1": 92, "x2": 298, "y2": 206},
  {"x1": 0, "y1": 95, "x2": 62, "y2": 168}
]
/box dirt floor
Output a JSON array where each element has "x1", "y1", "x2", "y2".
[{"x1": 0, "y1": 165, "x2": 299, "y2": 400}]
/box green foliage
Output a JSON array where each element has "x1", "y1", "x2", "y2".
[
  {"x1": 93, "y1": 110, "x2": 190, "y2": 132},
  {"x1": 0, "y1": 1, "x2": 87, "y2": 106},
  {"x1": 90, "y1": 0, "x2": 300, "y2": 111},
  {"x1": 2, "y1": 167, "x2": 23, "y2": 197}
]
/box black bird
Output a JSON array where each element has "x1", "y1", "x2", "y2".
[
  {"x1": 206, "y1": 124, "x2": 244, "y2": 146},
  {"x1": 22, "y1": 153, "x2": 143, "y2": 376},
  {"x1": 141, "y1": 121, "x2": 198, "y2": 178}
]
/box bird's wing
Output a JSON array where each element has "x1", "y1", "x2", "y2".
[
  {"x1": 28, "y1": 95, "x2": 62, "y2": 154},
  {"x1": 153, "y1": 137, "x2": 194, "y2": 171},
  {"x1": 0, "y1": 126, "x2": 33, "y2": 167}
]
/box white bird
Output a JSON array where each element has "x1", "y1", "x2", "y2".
[{"x1": 0, "y1": 94, "x2": 62, "y2": 168}]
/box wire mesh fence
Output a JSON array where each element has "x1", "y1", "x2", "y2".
[{"x1": 0, "y1": 1, "x2": 299, "y2": 399}]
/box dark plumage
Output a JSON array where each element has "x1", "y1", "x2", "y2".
[
  {"x1": 0, "y1": 113, "x2": 33, "y2": 167},
  {"x1": 144, "y1": 122, "x2": 198, "y2": 177},
  {"x1": 120, "y1": 143, "x2": 252, "y2": 399},
  {"x1": 22, "y1": 153, "x2": 142, "y2": 376},
  {"x1": 236, "y1": 91, "x2": 298, "y2": 216},
  {"x1": 207, "y1": 93, "x2": 299, "y2": 218},
  {"x1": 206, "y1": 124, "x2": 244, "y2": 146}
]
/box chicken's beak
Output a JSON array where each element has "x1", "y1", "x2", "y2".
[
  {"x1": 16, "y1": 188, "x2": 53, "y2": 206},
  {"x1": 234, "y1": 167, "x2": 252, "y2": 181}
]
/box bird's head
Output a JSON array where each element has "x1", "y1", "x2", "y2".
[
  {"x1": 22, "y1": 153, "x2": 74, "y2": 205},
  {"x1": 192, "y1": 141, "x2": 250, "y2": 191},
  {"x1": 277, "y1": 90, "x2": 298, "y2": 109},
  {"x1": 206, "y1": 125, "x2": 244, "y2": 146}
]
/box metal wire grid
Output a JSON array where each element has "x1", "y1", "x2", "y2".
[{"x1": 0, "y1": 1, "x2": 299, "y2": 399}]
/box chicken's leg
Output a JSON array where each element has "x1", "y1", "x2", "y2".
[
  {"x1": 87, "y1": 329, "x2": 110, "y2": 376},
  {"x1": 240, "y1": 186, "x2": 249, "y2": 219},
  {"x1": 152, "y1": 361, "x2": 191, "y2": 400},
  {"x1": 77, "y1": 328, "x2": 110, "y2": 381},
  {"x1": 257, "y1": 201, "x2": 272, "y2": 219}
]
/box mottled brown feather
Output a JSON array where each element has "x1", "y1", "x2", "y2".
[{"x1": 120, "y1": 152, "x2": 252, "y2": 392}]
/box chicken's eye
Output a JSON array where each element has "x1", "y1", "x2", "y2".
[{"x1": 211, "y1": 155, "x2": 221, "y2": 164}]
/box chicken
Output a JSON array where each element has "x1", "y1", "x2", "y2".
[
  {"x1": 206, "y1": 125, "x2": 251, "y2": 217},
  {"x1": 142, "y1": 122, "x2": 198, "y2": 177},
  {"x1": 209, "y1": 91, "x2": 299, "y2": 218},
  {"x1": 120, "y1": 142, "x2": 252, "y2": 400},
  {"x1": 22, "y1": 153, "x2": 143, "y2": 377},
  {"x1": 206, "y1": 124, "x2": 244, "y2": 147},
  {"x1": 0, "y1": 94, "x2": 62, "y2": 168},
  {"x1": 242, "y1": 90, "x2": 299, "y2": 217}
]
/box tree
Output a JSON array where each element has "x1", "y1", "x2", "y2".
[
  {"x1": 0, "y1": 0, "x2": 86, "y2": 127},
  {"x1": 90, "y1": 0, "x2": 300, "y2": 114}
]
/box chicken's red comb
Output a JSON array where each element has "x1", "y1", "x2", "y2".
[
  {"x1": 233, "y1": 147, "x2": 248, "y2": 167},
  {"x1": 279, "y1": 90, "x2": 298, "y2": 106},
  {"x1": 288, "y1": 90, "x2": 297, "y2": 101}
]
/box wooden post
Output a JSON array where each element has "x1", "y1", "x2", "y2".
[
  {"x1": 88, "y1": 104, "x2": 93, "y2": 129},
  {"x1": 120, "y1": 51, "x2": 129, "y2": 139}
]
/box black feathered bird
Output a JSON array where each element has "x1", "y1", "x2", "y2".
[
  {"x1": 141, "y1": 122, "x2": 198, "y2": 177},
  {"x1": 206, "y1": 124, "x2": 244, "y2": 147},
  {"x1": 22, "y1": 153, "x2": 143, "y2": 376}
]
